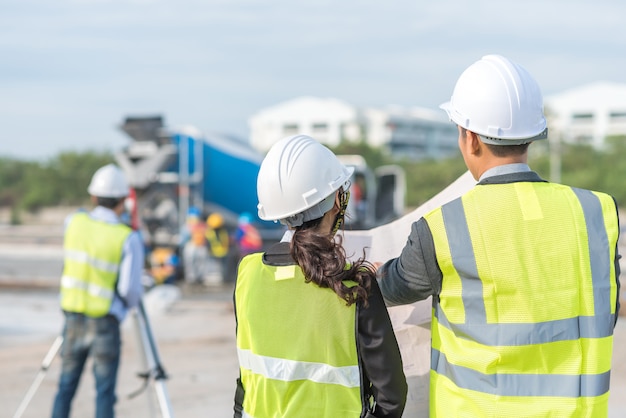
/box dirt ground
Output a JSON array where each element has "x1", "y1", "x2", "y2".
[{"x1": 1, "y1": 285, "x2": 240, "y2": 418}]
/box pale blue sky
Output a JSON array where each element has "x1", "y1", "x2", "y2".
[{"x1": 1, "y1": 0, "x2": 625, "y2": 160}]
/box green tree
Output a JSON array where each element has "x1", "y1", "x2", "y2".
[{"x1": 0, "y1": 151, "x2": 114, "y2": 222}]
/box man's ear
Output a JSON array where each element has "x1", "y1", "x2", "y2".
[{"x1": 467, "y1": 131, "x2": 483, "y2": 156}]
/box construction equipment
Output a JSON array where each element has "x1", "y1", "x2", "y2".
[
  {"x1": 337, "y1": 154, "x2": 406, "y2": 229},
  {"x1": 12, "y1": 301, "x2": 172, "y2": 418},
  {"x1": 114, "y1": 116, "x2": 406, "y2": 281},
  {"x1": 115, "y1": 116, "x2": 283, "y2": 282}
]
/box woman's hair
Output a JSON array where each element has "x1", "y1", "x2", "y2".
[{"x1": 290, "y1": 216, "x2": 373, "y2": 307}]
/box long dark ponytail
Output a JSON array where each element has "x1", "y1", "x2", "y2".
[{"x1": 290, "y1": 217, "x2": 373, "y2": 307}]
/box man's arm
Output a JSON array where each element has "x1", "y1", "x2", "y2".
[
  {"x1": 358, "y1": 280, "x2": 407, "y2": 417},
  {"x1": 117, "y1": 231, "x2": 145, "y2": 308},
  {"x1": 377, "y1": 218, "x2": 441, "y2": 306}
]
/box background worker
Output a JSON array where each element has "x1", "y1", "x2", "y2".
[
  {"x1": 205, "y1": 212, "x2": 230, "y2": 283},
  {"x1": 51, "y1": 164, "x2": 145, "y2": 418},
  {"x1": 181, "y1": 206, "x2": 209, "y2": 285},
  {"x1": 377, "y1": 54, "x2": 621, "y2": 416},
  {"x1": 234, "y1": 134, "x2": 407, "y2": 418},
  {"x1": 233, "y1": 212, "x2": 263, "y2": 259}
]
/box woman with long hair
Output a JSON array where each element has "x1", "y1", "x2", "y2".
[{"x1": 233, "y1": 134, "x2": 407, "y2": 417}]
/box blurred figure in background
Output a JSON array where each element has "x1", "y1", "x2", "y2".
[
  {"x1": 148, "y1": 247, "x2": 179, "y2": 285},
  {"x1": 181, "y1": 207, "x2": 209, "y2": 285},
  {"x1": 51, "y1": 164, "x2": 144, "y2": 418},
  {"x1": 234, "y1": 212, "x2": 262, "y2": 260},
  {"x1": 204, "y1": 212, "x2": 230, "y2": 284}
]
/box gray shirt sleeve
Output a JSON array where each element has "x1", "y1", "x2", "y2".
[{"x1": 377, "y1": 218, "x2": 442, "y2": 306}]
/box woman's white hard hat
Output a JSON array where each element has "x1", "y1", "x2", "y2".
[
  {"x1": 257, "y1": 134, "x2": 354, "y2": 225},
  {"x1": 440, "y1": 54, "x2": 548, "y2": 145},
  {"x1": 87, "y1": 164, "x2": 130, "y2": 198}
]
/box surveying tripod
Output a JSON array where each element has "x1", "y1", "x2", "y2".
[{"x1": 12, "y1": 301, "x2": 174, "y2": 418}]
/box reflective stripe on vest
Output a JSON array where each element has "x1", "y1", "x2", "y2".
[
  {"x1": 235, "y1": 253, "x2": 362, "y2": 418},
  {"x1": 425, "y1": 182, "x2": 618, "y2": 416},
  {"x1": 61, "y1": 212, "x2": 132, "y2": 317}
]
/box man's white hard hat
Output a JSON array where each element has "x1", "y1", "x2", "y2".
[
  {"x1": 440, "y1": 54, "x2": 548, "y2": 145},
  {"x1": 257, "y1": 134, "x2": 353, "y2": 226},
  {"x1": 87, "y1": 164, "x2": 130, "y2": 198}
]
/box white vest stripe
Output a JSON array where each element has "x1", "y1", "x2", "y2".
[
  {"x1": 64, "y1": 249, "x2": 120, "y2": 273},
  {"x1": 432, "y1": 348, "x2": 611, "y2": 397},
  {"x1": 61, "y1": 275, "x2": 115, "y2": 300},
  {"x1": 237, "y1": 348, "x2": 361, "y2": 388}
]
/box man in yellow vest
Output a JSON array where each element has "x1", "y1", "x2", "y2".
[
  {"x1": 51, "y1": 164, "x2": 145, "y2": 418},
  {"x1": 377, "y1": 55, "x2": 621, "y2": 416}
]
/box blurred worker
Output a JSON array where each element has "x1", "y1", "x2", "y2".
[
  {"x1": 148, "y1": 247, "x2": 179, "y2": 285},
  {"x1": 181, "y1": 207, "x2": 209, "y2": 284},
  {"x1": 205, "y1": 212, "x2": 230, "y2": 284},
  {"x1": 233, "y1": 212, "x2": 262, "y2": 258},
  {"x1": 52, "y1": 164, "x2": 144, "y2": 418},
  {"x1": 234, "y1": 134, "x2": 407, "y2": 417},
  {"x1": 377, "y1": 55, "x2": 621, "y2": 416}
]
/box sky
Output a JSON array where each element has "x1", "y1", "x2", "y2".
[{"x1": 1, "y1": 0, "x2": 626, "y2": 160}]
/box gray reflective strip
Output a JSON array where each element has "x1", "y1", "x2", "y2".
[
  {"x1": 442, "y1": 198, "x2": 486, "y2": 323},
  {"x1": 434, "y1": 187, "x2": 615, "y2": 396},
  {"x1": 572, "y1": 188, "x2": 612, "y2": 319},
  {"x1": 65, "y1": 249, "x2": 120, "y2": 274},
  {"x1": 440, "y1": 188, "x2": 614, "y2": 335},
  {"x1": 61, "y1": 275, "x2": 115, "y2": 300},
  {"x1": 237, "y1": 348, "x2": 360, "y2": 388},
  {"x1": 432, "y1": 348, "x2": 610, "y2": 398},
  {"x1": 435, "y1": 305, "x2": 615, "y2": 345}
]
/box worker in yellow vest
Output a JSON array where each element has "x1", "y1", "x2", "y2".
[
  {"x1": 205, "y1": 212, "x2": 230, "y2": 284},
  {"x1": 52, "y1": 164, "x2": 145, "y2": 418},
  {"x1": 234, "y1": 134, "x2": 407, "y2": 418},
  {"x1": 377, "y1": 55, "x2": 621, "y2": 416}
]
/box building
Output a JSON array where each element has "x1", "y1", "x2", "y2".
[
  {"x1": 248, "y1": 96, "x2": 458, "y2": 160},
  {"x1": 545, "y1": 82, "x2": 626, "y2": 148},
  {"x1": 248, "y1": 97, "x2": 362, "y2": 151}
]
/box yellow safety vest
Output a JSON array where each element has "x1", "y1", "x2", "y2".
[
  {"x1": 235, "y1": 253, "x2": 363, "y2": 418},
  {"x1": 424, "y1": 182, "x2": 619, "y2": 417},
  {"x1": 61, "y1": 212, "x2": 132, "y2": 318},
  {"x1": 206, "y1": 228, "x2": 229, "y2": 258}
]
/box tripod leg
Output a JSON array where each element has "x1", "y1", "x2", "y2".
[
  {"x1": 133, "y1": 301, "x2": 174, "y2": 418},
  {"x1": 12, "y1": 335, "x2": 63, "y2": 418},
  {"x1": 131, "y1": 308, "x2": 157, "y2": 416}
]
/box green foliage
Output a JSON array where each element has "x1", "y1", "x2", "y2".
[{"x1": 0, "y1": 151, "x2": 114, "y2": 218}]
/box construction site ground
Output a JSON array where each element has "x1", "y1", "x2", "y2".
[{"x1": 1, "y1": 220, "x2": 625, "y2": 417}]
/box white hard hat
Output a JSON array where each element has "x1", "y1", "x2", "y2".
[
  {"x1": 440, "y1": 54, "x2": 548, "y2": 145},
  {"x1": 87, "y1": 164, "x2": 130, "y2": 198},
  {"x1": 257, "y1": 134, "x2": 354, "y2": 225}
]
